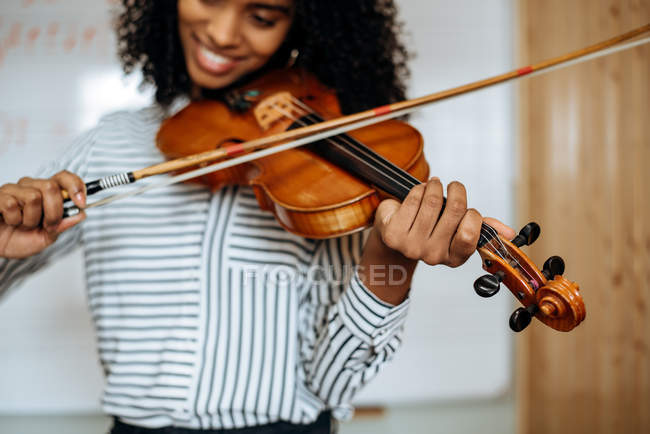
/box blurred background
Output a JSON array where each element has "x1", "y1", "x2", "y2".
[{"x1": 0, "y1": 0, "x2": 648, "y2": 433}]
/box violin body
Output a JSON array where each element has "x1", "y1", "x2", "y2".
[{"x1": 157, "y1": 69, "x2": 429, "y2": 238}]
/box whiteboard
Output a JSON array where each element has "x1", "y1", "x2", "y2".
[{"x1": 0, "y1": 0, "x2": 514, "y2": 412}]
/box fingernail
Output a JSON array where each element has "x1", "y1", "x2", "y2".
[{"x1": 75, "y1": 192, "x2": 85, "y2": 206}]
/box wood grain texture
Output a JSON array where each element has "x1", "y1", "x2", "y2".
[{"x1": 516, "y1": 1, "x2": 649, "y2": 434}]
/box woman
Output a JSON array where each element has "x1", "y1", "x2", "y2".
[{"x1": 0, "y1": 1, "x2": 513, "y2": 432}]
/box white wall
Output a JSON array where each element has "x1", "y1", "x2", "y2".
[{"x1": 0, "y1": 0, "x2": 514, "y2": 413}]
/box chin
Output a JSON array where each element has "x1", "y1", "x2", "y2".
[
  {"x1": 186, "y1": 57, "x2": 272, "y2": 93},
  {"x1": 190, "y1": 71, "x2": 240, "y2": 91}
]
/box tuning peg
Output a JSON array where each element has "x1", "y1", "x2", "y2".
[
  {"x1": 511, "y1": 222, "x2": 541, "y2": 247},
  {"x1": 509, "y1": 304, "x2": 539, "y2": 332},
  {"x1": 542, "y1": 255, "x2": 565, "y2": 280},
  {"x1": 474, "y1": 272, "x2": 504, "y2": 298}
]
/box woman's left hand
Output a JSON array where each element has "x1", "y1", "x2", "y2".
[{"x1": 374, "y1": 177, "x2": 515, "y2": 267}]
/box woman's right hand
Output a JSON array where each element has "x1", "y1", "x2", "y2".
[{"x1": 0, "y1": 171, "x2": 86, "y2": 259}]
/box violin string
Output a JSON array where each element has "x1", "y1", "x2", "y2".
[
  {"x1": 281, "y1": 97, "x2": 420, "y2": 193},
  {"x1": 292, "y1": 96, "x2": 417, "y2": 183},
  {"x1": 481, "y1": 225, "x2": 505, "y2": 253},
  {"x1": 270, "y1": 100, "x2": 408, "y2": 191},
  {"x1": 482, "y1": 224, "x2": 537, "y2": 284},
  {"x1": 480, "y1": 229, "x2": 535, "y2": 296},
  {"x1": 479, "y1": 226, "x2": 507, "y2": 262},
  {"x1": 290, "y1": 96, "x2": 422, "y2": 192},
  {"x1": 270, "y1": 100, "x2": 417, "y2": 197},
  {"x1": 482, "y1": 225, "x2": 513, "y2": 260}
]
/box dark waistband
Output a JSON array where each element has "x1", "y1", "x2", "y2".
[{"x1": 110, "y1": 412, "x2": 333, "y2": 434}]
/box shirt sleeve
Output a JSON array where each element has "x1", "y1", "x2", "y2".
[
  {"x1": 0, "y1": 127, "x2": 96, "y2": 299},
  {"x1": 297, "y1": 230, "x2": 410, "y2": 420}
]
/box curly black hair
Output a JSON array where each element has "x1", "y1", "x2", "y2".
[{"x1": 116, "y1": 0, "x2": 410, "y2": 114}]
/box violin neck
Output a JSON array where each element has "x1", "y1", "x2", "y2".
[{"x1": 297, "y1": 114, "x2": 496, "y2": 248}]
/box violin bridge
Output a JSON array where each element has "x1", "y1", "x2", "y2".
[{"x1": 254, "y1": 92, "x2": 299, "y2": 131}]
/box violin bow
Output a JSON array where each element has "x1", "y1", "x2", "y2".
[{"x1": 63, "y1": 23, "x2": 650, "y2": 216}]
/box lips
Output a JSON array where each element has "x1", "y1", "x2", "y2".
[{"x1": 195, "y1": 40, "x2": 241, "y2": 75}]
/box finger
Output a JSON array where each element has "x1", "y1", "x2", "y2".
[
  {"x1": 374, "y1": 198, "x2": 401, "y2": 248},
  {"x1": 0, "y1": 191, "x2": 22, "y2": 226},
  {"x1": 21, "y1": 188, "x2": 44, "y2": 229},
  {"x1": 409, "y1": 177, "x2": 444, "y2": 239},
  {"x1": 52, "y1": 170, "x2": 86, "y2": 208},
  {"x1": 18, "y1": 178, "x2": 63, "y2": 231},
  {"x1": 448, "y1": 208, "x2": 483, "y2": 267},
  {"x1": 483, "y1": 217, "x2": 516, "y2": 240},
  {"x1": 388, "y1": 183, "x2": 426, "y2": 235},
  {"x1": 428, "y1": 181, "x2": 467, "y2": 253},
  {"x1": 9, "y1": 182, "x2": 43, "y2": 229},
  {"x1": 54, "y1": 211, "x2": 86, "y2": 235}
]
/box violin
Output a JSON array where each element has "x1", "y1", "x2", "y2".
[
  {"x1": 158, "y1": 69, "x2": 428, "y2": 239},
  {"x1": 152, "y1": 68, "x2": 585, "y2": 333},
  {"x1": 64, "y1": 24, "x2": 650, "y2": 333}
]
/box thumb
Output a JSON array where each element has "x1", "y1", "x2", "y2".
[
  {"x1": 374, "y1": 198, "x2": 400, "y2": 231},
  {"x1": 54, "y1": 211, "x2": 86, "y2": 236}
]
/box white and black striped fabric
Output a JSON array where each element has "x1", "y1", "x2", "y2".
[{"x1": 0, "y1": 105, "x2": 410, "y2": 430}]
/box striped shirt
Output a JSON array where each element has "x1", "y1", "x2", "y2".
[{"x1": 0, "y1": 103, "x2": 410, "y2": 430}]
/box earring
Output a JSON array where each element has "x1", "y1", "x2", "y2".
[{"x1": 286, "y1": 48, "x2": 300, "y2": 68}]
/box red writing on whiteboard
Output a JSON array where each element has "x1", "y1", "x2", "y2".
[
  {"x1": 46, "y1": 21, "x2": 59, "y2": 48},
  {"x1": 82, "y1": 26, "x2": 96, "y2": 44},
  {"x1": 0, "y1": 20, "x2": 112, "y2": 61},
  {"x1": 26, "y1": 26, "x2": 40, "y2": 47},
  {"x1": 6, "y1": 23, "x2": 22, "y2": 49},
  {"x1": 63, "y1": 26, "x2": 76, "y2": 53},
  {"x1": 0, "y1": 116, "x2": 75, "y2": 156},
  {"x1": 0, "y1": 113, "x2": 29, "y2": 153},
  {"x1": 51, "y1": 121, "x2": 69, "y2": 138}
]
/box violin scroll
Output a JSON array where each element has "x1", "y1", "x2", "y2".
[{"x1": 475, "y1": 222, "x2": 585, "y2": 332}]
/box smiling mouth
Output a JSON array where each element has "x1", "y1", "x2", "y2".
[{"x1": 194, "y1": 39, "x2": 242, "y2": 75}]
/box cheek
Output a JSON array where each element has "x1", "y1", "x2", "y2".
[
  {"x1": 178, "y1": 0, "x2": 203, "y2": 23},
  {"x1": 177, "y1": 0, "x2": 210, "y2": 46},
  {"x1": 177, "y1": 2, "x2": 199, "y2": 48},
  {"x1": 246, "y1": 26, "x2": 292, "y2": 59}
]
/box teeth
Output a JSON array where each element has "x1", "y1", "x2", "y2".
[{"x1": 200, "y1": 45, "x2": 231, "y2": 64}]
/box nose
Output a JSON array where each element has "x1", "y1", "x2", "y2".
[{"x1": 205, "y1": 7, "x2": 241, "y2": 48}]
